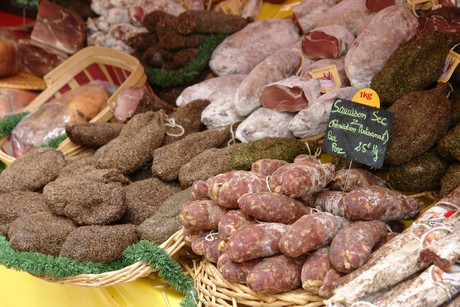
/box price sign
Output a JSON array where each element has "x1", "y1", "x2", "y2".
[{"x1": 321, "y1": 98, "x2": 394, "y2": 168}]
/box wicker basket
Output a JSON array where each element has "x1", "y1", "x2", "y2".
[
  {"x1": 0, "y1": 46, "x2": 147, "y2": 166},
  {"x1": 193, "y1": 258, "x2": 325, "y2": 307},
  {"x1": 37, "y1": 228, "x2": 186, "y2": 287}
]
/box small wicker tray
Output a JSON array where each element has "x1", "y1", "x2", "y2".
[
  {"x1": 194, "y1": 258, "x2": 325, "y2": 307},
  {"x1": 0, "y1": 46, "x2": 147, "y2": 165},
  {"x1": 38, "y1": 228, "x2": 186, "y2": 288}
]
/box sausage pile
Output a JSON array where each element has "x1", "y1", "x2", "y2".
[{"x1": 179, "y1": 154, "x2": 424, "y2": 297}]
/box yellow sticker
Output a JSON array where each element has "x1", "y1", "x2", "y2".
[
  {"x1": 438, "y1": 49, "x2": 460, "y2": 83},
  {"x1": 352, "y1": 88, "x2": 380, "y2": 108},
  {"x1": 219, "y1": 0, "x2": 247, "y2": 15},
  {"x1": 308, "y1": 65, "x2": 341, "y2": 93}
]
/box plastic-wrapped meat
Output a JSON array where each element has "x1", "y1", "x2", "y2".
[
  {"x1": 235, "y1": 107, "x2": 296, "y2": 143},
  {"x1": 302, "y1": 25, "x2": 356, "y2": 60},
  {"x1": 315, "y1": 0, "x2": 375, "y2": 36},
  {"x1": 344, "y1": 4, "x2": 418, "y2": 89},
  {"x1": 288, "y1": 86, "x2": 359, "y2": 138},
  {"x1": 0, "y1": 88, "x2": 37, "y2": 119},
  {"x1": 31, "y1": 0, "x2": 86, "y2": 54},
  {"x1": 233, "y1": 46, "x2": 311, "y2": 117},
  {"x1": 209, "y1": 18, "x2": 301, "y2": 77},
  {"x1": 17, "y1": 38, "x2": 69, "y2": 77},
  {"x1": 292, "y1": 0, "x2": 336, "y2": 34},
  {"x1": 419, "y1": 223, "x2": 460, "y2": 272},
  {"x1": 259, "y1": 77, "x2": 321, "y2": 113}
]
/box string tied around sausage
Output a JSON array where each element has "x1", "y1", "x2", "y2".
[
  {"x1": 164, "y1": 114, "x2": 185, "y2": 137},
  {"x1": 418, "y1": 226, "x2": 453, "y2": 256},
  {"x1": 205, "y1": 230, "x2": 219, "y2": 241}
]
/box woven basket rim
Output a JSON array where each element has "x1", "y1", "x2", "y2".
[
  {"x1": 193, "y1": 257, "x2": 325, "y2": 307},
  {"x1": 37, "y1": 228, "x2": 186, "y2": 287}
]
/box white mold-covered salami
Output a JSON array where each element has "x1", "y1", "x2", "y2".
[
  {"x1": 209, "y1": 18, "x2": 301, "y2": 77},
  {"x1": 235, "y1": 107, "x2": 296, "y2": 143},
  {"x1": 233, "y1": 46, "x2": 310, "y2": 116},
  {"x1": 293, "y1": 0, "x2": 336, "y2": 34},
  {"x1": 344, "y1": 4, "x2": 418, "y2": 89}
]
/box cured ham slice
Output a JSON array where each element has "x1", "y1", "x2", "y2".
[
  {"x1": 302, "y1": 25, "x2": 355, "y2": 60},
  {"x1": 18, "y1": 39, "x2": 69, "y2": 77},
  {"x1": 260, "y1": 77, "x2": 321, "y2": 112},
  {"x1": 31, "y1": 0, "x2": 86, "y2": 54}
]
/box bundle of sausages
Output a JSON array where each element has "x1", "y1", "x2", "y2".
[{"x1": 179, "y1": 154, "x2": 423, "y2": 296}]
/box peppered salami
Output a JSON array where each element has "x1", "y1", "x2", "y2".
[
  {"x1": 217, "y1": 209, "x2": 255, "y2": 241},
  {"x1": 341, "y1": 186, "x2": 421, "y2": 221},
  {"x1": 191, "y1": 180, "x2": 210, "y2": 200},
  {"x1": 179, "y1": 199, "x2": 227, "y2": 230},
  {"x1": 238, "y1": 192, "x2": 312, "y2": 224},
  {"x1": 217, "y1": 252, "x2": 262, "y2": 284},
  {"x1": 268, "y1": 162, "x2": 335, "y2": 198},
  {"x1": 330, "y1": 168, "x2": 387, "y2": 192},
  {"x1": 328, "y1": 220, "x2": 388, "y2": 273},
  {"x1": 227, "y1": 222, "x2": 289, "y2": 263},
  {"x1": 301, "y1": 247, "x2": 342, "y2": 296},
  {"x1": 251, "y1": 159, "x2": 288, "y2": 176},
  {"x1": 420, "y1": 223, "x2": 460, "y2": 272},
  {"x1": 207, "y1": 170, "x2": 269, "y2": 208},
  {"x1": 279, "y1": 212, "x2": 349, "y2": 257},
  {"x1": 246, "y1": 254, "x2": 304, "y2": 295}
]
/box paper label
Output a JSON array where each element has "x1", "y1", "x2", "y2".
[
  {"x1": 308, "y1": 65, "x2": 341, "y2": 93},
  {"x1": 439, "y1": 50, "x2": 460, "y2": 83},
  {"x1": 352, "y1": 88, "x2": 381, "y2": 108},
  {"x1": 426, "y1": 264, "x2": 460, "y2": 299}
]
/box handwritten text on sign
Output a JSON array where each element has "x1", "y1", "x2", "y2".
[{"x1": 321, "y1": 98, "x2": 394, "y2": 168}]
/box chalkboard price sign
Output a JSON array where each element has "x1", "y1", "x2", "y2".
[{"x1": 321, "y1": 98, "x2": 394, "y2": 168}]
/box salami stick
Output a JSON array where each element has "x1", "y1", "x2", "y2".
[
  {"x1": 364, "y1": 264, "x2": 460, "y2": 307},
  {"x1": 326, "y1": 199, "x2": 460, "y2": 306},
  {"x1": 419, "y1": 223, "x2": 460, "y2": 272},
  {"x1": 330, "y1": 168, "x2": 387, "y2": 192}
]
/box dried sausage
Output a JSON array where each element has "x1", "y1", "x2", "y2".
[
  {"x1": 217, "y1": 252, "x2": 262, "y2": 284},
  {"x1": 217, "y1": 209, "x2": 255, "y2": 241},
  {"x1": 179, "y1": 199, "x2": 227, "y2": 230}
]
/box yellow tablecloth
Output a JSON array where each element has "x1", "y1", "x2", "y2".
[{"x1": 0, "y1": 265, "x2": 184, "y2": 307}]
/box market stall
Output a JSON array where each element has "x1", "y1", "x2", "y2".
[{"x1": 0, "y1": 0, "x2": 460, "y2": 307}]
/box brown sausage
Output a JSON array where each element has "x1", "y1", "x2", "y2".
[
  {"x1": 330, "y1": 168, "x2": 387, "y2": 192},
  {"x1": 246, "y1": 254, "x2": 304, "y2": 295},
  {"x1": 179, "y1": 199, "x2": 227, "y2": 230},
  {"x1": 217, "y1": 209, "x2": 255, "y2": 241},
  {"x1": 279, "y1": 212, "x2": 349, "y2": 257},
  {"x1": 217, "y1": 252, "x2": 262, "y2": 284},
  {"x1": 238, "y1": 192, "x2": 312, "y2": 224},
  {"x1": 251, "y1": 159, "x2": 288, "y2": 176},
  {"x1": 328, "y1": 220, "x2": 389, "y2": 273},
  {"x1": 227, "y1": 222, "x2": 290, "y2": 262},
  {"x1": 208, "y1": 170, "x2": 269, "y2": 208},
  {"x1": 268, "y1": 162, "x2": 335, "y2": 198},
  {"x1": 301, "y1": 246, "x2": 341, "y2": 295}
]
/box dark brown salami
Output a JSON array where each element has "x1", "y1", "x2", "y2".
[
  {"x1": 328, "y1": 220, "x2": 388, "y2": 273},
  {"x1": 238, "y1": 192, "x2": 312, "y2": 224},
  {"x1": 208, "y1": 170, "x2": 269, "y2": 208},
  {"x1": 330, "y1": 168, "x2": 387, "y2": 192},
  {"x1": 341, "y1": 186, "x2": 420, "y2": 221},
  {"x1": 251, "y1": 159, "x2": 288, "y2": 176},
  {"x1": 279, "y1": 212, "x2": 349, "y2": 257},
  {"x1": 268, "y1": 162, "x2": 335, "y2": 198},
  {"x1": 217, "y1": 209, "x2": 255, "y2": 241},
  {"x1": 227, "y1": 222, "x2": 289, "y2": 263},
  {"x1": 301, "y1": 246, "x2": 341, "y2": 296},
  {"x1": 217, "y1": 252, "x2": 262, "y2": 284},
  {"x1": 246, "y1": 254, "x2": 304, "y2": 295},
  {"x1": 179, "y1": 199, "x2": 227, "y2": 230}
]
